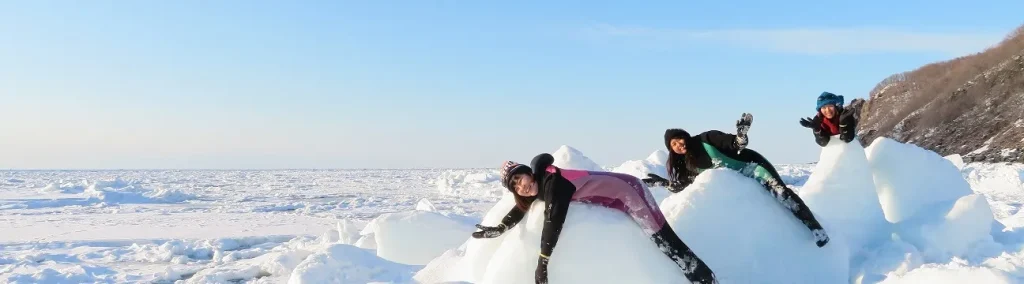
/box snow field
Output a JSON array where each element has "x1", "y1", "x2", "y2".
[{"x1": 4, "y1": 140, "x2": 1024, "y2": 283}]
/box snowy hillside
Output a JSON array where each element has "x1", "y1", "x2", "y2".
[{"x1": 2, "y1": 142, "x2": 1024, "y2": 283}]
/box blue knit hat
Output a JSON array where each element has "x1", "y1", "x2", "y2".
[{"x1": 816, "y1": 92, "x2": 844, "y2": 111}]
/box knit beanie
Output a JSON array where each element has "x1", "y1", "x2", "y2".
[
  {"x1": 664, "y1": 128, "x2": 691, "y2": 150},
  {"x1": 500, "y1": 160, "x2": 532, "y2": 190},
  {"x1": 816, "y1": 91, "x2": 845, "y2": 111}
]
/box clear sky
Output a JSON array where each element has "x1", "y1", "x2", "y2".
[{"x1": 2, "y1": 1, "x2": 1021, "y2": 169}]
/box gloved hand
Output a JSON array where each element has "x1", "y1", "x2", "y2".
[
  {"x1": 471, "y1": 224, "x2": 507, "y2": 239},
  {"x1": 535, "y1": 256, "x2": 549, "y2": 284},
  {"x1": 735, "y1": 113, "x2": 753, "y2": 152},
  {"x1": 813, "y1": 228, "x2": 830, "y2": 248},
  {"x1": 642, "y1": 174, "x2": 669, "y2": 187},
  {"x1": 841, "y1": 99, "x2": 865, "y2": 122},
  {"x1": 799, "y1": 117, "x2": 815, "y2": 129}
]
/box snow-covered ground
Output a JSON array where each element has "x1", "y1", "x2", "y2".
[{"x1": 2, "y1": 141, "x2": 1024, "y2": 283}]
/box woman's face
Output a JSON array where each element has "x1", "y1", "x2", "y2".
[
  {"x1": 670, "y1": 138, "x2": 687, "y2": 155},
  {"x1": 820, "y1": 104, "x2": 837, "y2": 119},
  {"x1": 511, "y1": 173, "x2": 537, "y2": 197}
]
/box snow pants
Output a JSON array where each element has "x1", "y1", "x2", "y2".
[
  {"x1": 558, "y1": 168, "x2": 717, "y2": 284},
  {"x1": 558, "y1": 169, "x2": 667, "y2": 235},
  {"x1": 701, "y1": 143, "x2": 825, "y2": 233}
]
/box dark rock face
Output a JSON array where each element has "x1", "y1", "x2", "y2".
[{"x1": 859, "y1": 26, "x2": 1024, "y2": 163}]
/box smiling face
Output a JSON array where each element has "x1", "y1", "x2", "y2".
[
  {"x1": 820, "y1": 104, "x2": 837, "y2": 119},
  {"x1": 670, "y1": 138, "x2": 687, "y2": 155},
  {"x1": 511, "y1": 173, "x2": 537, "y2": 197}
]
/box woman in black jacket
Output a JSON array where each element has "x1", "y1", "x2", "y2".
[
  {"x1": 643, "y1": 113, "x2": 830, "y2": 248},
  {"x1": 472, "y1": 153, "x2": 717, "y2": 284}
]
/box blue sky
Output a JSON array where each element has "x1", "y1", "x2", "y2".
[{"x1": 1, "y1": 1, "x2": 1021, "y2": 169}]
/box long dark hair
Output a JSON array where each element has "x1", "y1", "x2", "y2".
[
  {"x1": 507, "y1": 174, "x2": 538, "y2": 211},
  {"x1": 512, "y1": 193, "x2": 537, "y2": 211},
  {"x1": 664, "y1": 128, "x2": 692, "y2": 181}
]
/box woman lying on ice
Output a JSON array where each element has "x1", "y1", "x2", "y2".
[
  {"x1": 470, "y1": 153, "x2": 717, "y2": 284},
  {"x1": 642, "y1": 113, "x2": 831, "y2": 248},
  {"x1": 798, "y1": 91, "x2": 865, "y2": 146}
]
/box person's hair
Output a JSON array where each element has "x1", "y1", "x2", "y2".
[
  {"x1": 507, "y1": 174, "x2": 538, "y2": 211},
  {"x1": 667, "y1": 152, "x2": 682, "y2": 179},
  {"x1": 512, "y1": 193, "x2": 537, "y2": 211},
  {"x1": 663, "y1": 128, "x2": 692, "y2": 180}
]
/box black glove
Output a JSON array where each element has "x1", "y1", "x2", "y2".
[
  {"x1": 840, "y1": 99, "x2": 864, "y2": 122},
  {"x1": 471, "y1": 224, "x2": 507, "y2": 239},
  {"x1": 535, "y1": 257, "x2": 549, "y2": 284},
  {"x1": 798, "y1": 117, "x2": 815, "y2": 129},
  {"x1": 642, "y1": 173, "x2": 669, "y2": 187},
  {"x1": 813, "y1": 228, "x2": 830, "y2": 248},
  {"x1": 735, "y1": 113, "x2": 753, "y2": 152}
]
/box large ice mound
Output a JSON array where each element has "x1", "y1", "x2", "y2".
[
  {"x1": 864, "y1": 138, "x2": 973, "y2": 223},
  {"x1": 551, "y1": 145, "x2": 603, "y2": 171},
  {"x1": 416, "y1": 195, "x2": 691, "y2": 283},
  {"x1": 800, "y1": 136, "x2": 890, "y2": 252},
  {"x1": 482, "y1": 202, "x2": 689, "y2": 283},
  {"x1": 611, "y1": 150, "x2": 669, "y2": 179},
  {"x1": 359, "y1": 210, "x2": 476, "y2": 265},
  {"x1": 661, "y1": 169, "x2": 851, "y2": 284},
  {"x1": 287, "y1": 244, "x2": 416, "y2": 284},
  {"x1": 865, "y1": 138, "x2": 998, "y2": 261},
  {"x1": 414, "y1": 193, "x2": 520, "y2": 283}
]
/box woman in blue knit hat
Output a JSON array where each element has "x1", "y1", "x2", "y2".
[{"x1": 799, "y1": 91, "x2": 865, "y2": 146}]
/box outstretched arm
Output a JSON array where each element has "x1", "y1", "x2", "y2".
[
  {"x1": 539, "y1": 190, "x2": 571, "y2": 259},
  {"x1": 643, "y1": 173, "x2": 691, "y2": 193},
  {"x1": 535, "y1": 167, "x2": 576, "y2": 284},
  {"x1": 471, "y1": 207, "x2": 525, "y2": 238},
  {"x1": 801, "y1": 116, "x2": 830, "y2": 146}
]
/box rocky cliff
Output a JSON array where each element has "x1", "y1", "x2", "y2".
[{"x1": 859, "y1": 25, "x2": 1024, "y2": 163}]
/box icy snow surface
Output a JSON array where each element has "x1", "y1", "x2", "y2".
[{"x1": 3, "y1": 141, "x2": 1024, "y2": 283}]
